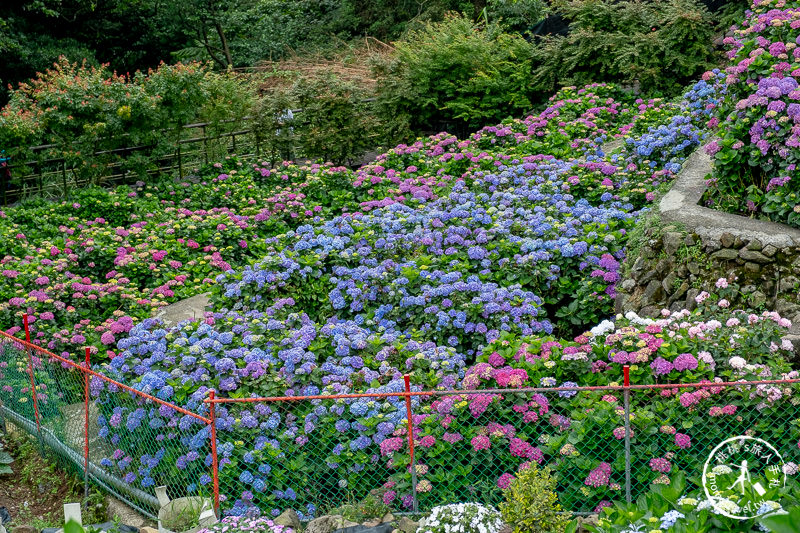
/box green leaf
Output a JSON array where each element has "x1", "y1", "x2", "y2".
[
  {"x1": 0, "y1": 451, "x2": 12, "y2": 464},
  {"x1": 65, "y1": 519, "x2": 85, "y2": 533}
]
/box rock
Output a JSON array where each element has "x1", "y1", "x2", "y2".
[
  {"x1": 734, "y1": 236, "x2": 745, "y2": 248},
  {"x1": 396, "y1": 518, "x2": 419, "y2": 533},
  {"x1": 744, "y1": 262, "x2": 761, "y2": 274},
  {"x1": 719, "y1": 232, "x2": 735, "y2": 248},
  {"x1": 662, "y1": 272, "x2": 677, "y2": 293},
  {"x1": 306, "y1": 516, "x2": 358, "y2": 533},
  {"x1": 670, "y1": 301, "x2": 684, "y2": 312},
  {"x1": 631, "y1": 257, "x2": 646, "y2": 276},
  {"x1": 739, "y1": 249, "x2": 771, "y2": 264},
  {"x1": 663, "y1": 232, "x2": 683, "y2": 256},
  {"x1": 747, "y1": 238, "x2": 763, "y2": 251},
  {"x1": 685, "y1": 289, "x2": 699, "y2": 311},
  {"x1": 687, "y1": 262, "x2": 700, "y2": 275},
  {"x1": 642, "y1": 280, "x2": 665, "y2": 303},
  {"x1": 614, "y1": 293, "x2": 628, "y2": 315},
  {"x1": 621, "y1": 279, "x2": 636, "y2": 292},
  {"x1": 140, "y1": 529, "x2": 157, "y2": 533},
  {"x1": 763, "y1": 280, "x2": 775, "y2": 295},
  {"x1": 776, "y1": 299, "x2": 800, "y2": 316},
  {"x1": 711, "y1": 248, "x2": 738, "y2": 261},
  {"x1": 334, "y1": 525, "x2": 392, "y2": 533},
  {"x1": 363, "y1": 519, "x2": 381, "y2": 528},
  {"x1": 684, "y1": 234, "x2": 696, "y2": 247},
  {"x1": 274, "y1": 510, "x2": 302, "y2": 532},
  {"x1": 12, "y1": 527, "x2": 38, "y2": 533},
  {"x1": 576, "y1": 515, "x2": 600, "y2": 532},
  {"x1": 780, "y1": 276, "x2": 799, "y2": 293},
  {"x1": 498, "y1": 526, "x2": 513, "y2": 533},
  {"x1": 655, "y1": 258, "x2": 672, "y2": 275},
  {"x1": 639, "y1": 269, "x2": 658, "y2": 286},
  {"x1": 750, "y1": 290, "x2": 767, "y2": 308},
  {"x1": 763, "y1": 244, "x2": 778, "y2": 257},
  {"x1": 640, "y1": 305, "x2": 660, "y2": 318},
  {"x1": 671, "y1": 281, "x2": 689, "y2": 302},
  {"x1": 704, "y1": 239, "x2": 721, "y2": 253},
  {"x1": 380, "y1": 513, "x2": 394, "y2": 524}
]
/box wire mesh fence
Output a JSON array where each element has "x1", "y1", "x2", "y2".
[{"x1": 3, "y1": 317, "x2": 800, "y2": 521}]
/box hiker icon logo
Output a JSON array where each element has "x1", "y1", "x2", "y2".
[{"x1": 702, "y1": 435, "x2": 786, "y2": 520}]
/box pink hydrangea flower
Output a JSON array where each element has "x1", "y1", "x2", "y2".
[
  {"x1": 471, "y1": 435, "x2": 491, "y2": 451},
  {"x1": 585, "y1": 462, "x2": 612, "y2": 488},
  {"x1": 497, "y1": 473, "x2": 515, "y2": 489}
]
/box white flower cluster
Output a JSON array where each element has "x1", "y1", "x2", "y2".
[
  {"x1": 417, "y1": 503, "x2": 505, "y2": 533},
  {"x1": 623, "y1": 311, "x2": 655, "y2": 326},
  {"x1": 591, "y1": 319, "x2": 616, "y2": 337}
]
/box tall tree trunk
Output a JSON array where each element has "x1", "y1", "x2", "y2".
[{"x1": 214, "y1": 21, "x2": 233, "y2": 67}]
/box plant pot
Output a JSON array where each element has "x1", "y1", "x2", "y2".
[{"x1": 155, "y1": 487, "x2": 217, "y2": 533}]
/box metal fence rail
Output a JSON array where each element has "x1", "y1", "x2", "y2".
[
  {"x1": 2, "y1": 315, "x2": 800, "y2": 521},
  {"x1": 0, "y1": 98, "x2": 381, "y2": 206}
]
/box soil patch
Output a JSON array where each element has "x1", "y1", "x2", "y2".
[{"x1": 0, "y1": 425, "x2": 106, "y2": 529}]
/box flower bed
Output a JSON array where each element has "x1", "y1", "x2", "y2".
[{"x1": 0, "y1": 79, "x2": 717, "y2": 364}]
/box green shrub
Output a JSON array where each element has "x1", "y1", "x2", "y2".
[
  {"x1": 254, "y1": 74, "x2": 384, "y2": 165},
  {"x1": 372, "y1": 14, "x2": 537, "y2": 133},
  {"x1": 499, "y1": 462, "x2": 571, "y2": 533},
  {"x1": 530, "y1": 0, "x2": 717, "y2": 96},
  {"x1": 0, "y1": 58, "x2": 254, "y2": 189},
  {"x1": 485, "y1": 0, "x2": 549, "y2": 33}
]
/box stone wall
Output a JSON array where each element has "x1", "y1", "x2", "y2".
[{"x1": 616, "y1": 146, "x2": 800, "y2": 329}]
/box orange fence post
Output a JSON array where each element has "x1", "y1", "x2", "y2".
[
  {"x1": 84, "y1": 347, "x2": 91, "y2": 508},
  {"x1": 403, "y1": 375, "x2": 418, "y2": 513},
  {"x1": 22, "y1": 314, "x2": 41, "y2": 433},
  {"x1": 208, "y1": 390, "x2": 220, "y2": 516},
  {"x1": 623, "y1": 365, "x2": 632, "y2": 503}
]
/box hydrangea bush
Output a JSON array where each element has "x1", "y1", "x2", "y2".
[{"x1": 706, "y1": 0, "x2": 800, "y2": 226}]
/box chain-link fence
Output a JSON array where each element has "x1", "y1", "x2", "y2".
[{"x1": 3, "y1": 316, "x2": 800, "y2": 521}]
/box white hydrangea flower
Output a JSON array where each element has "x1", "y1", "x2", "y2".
[
  {"x1": 711, "y1": 464, "x2": 733, "y2": 475},
  {"x1": 712, "y1": 498, "x2": 740, "y2": 515},
  {"x1": 591, "y1": 319, "x2": 616, "y2": 337},
  {"x1": 728, "y1": 356, "x2": 747, "y2": 370},
  {"x1": 417, "y1": 503, "x2": 504, "y2": 533}
]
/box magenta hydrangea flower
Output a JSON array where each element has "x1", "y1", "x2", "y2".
[
  {"x1": 471, "y1": 435, "x2": 491, "y2": 451},
  {"x1": 584, "y1": 462, "x2": 612, "y2": 488},
  {"x1": 675, "y1": 433, "x2": 691, "y2": 449},
  {"x1": 673, "y1": 353, "x2": 698, "y2": 372},
  {"x1": 497, "y1": 473, "x2": 515, "y2": 489},
  {"x1": 649, "y1": 457, "x2": 671, "y2": 473}
]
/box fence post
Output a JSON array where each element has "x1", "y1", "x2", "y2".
[
  {"x1": 403, "y1": 375, "x2": 418, "y2": 514},
  {"x1": 203, "y1": 126, "x2": 209, "y2": 165},
  {"x1": 208, "y1": 390, "x2": 220, "y2": 517},
  {"x1": 177, "y1": 144, "x2": 183, "y2": 180},
  {"x1": 22, "y1": 314, "x2": 41, "y2": 434},
  {"x1": 62, "y1": 160, "x2": 69, "y2": 198},
  {"x1": 623, "y1": 365, "x2": 632, "y2": 504},
  {"x1": 84, "y1": 347, "x2": 91, "y2": 510}
]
